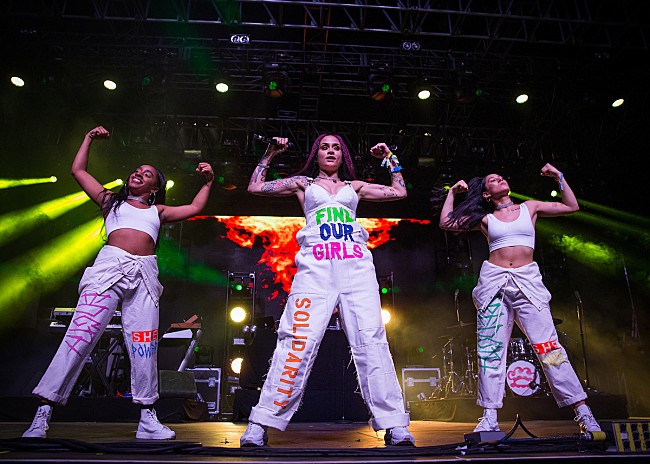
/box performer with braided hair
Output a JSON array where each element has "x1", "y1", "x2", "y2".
[{"x1": 23, "y1": 126, "x2": 214, "y2": 440}]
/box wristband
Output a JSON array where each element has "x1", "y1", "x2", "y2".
[
  {"x1": 257, "y1": 163, "x2": 270, "y2": 169},
  {"x1": 381, "y1": 151, "x2": 400, "y2": 169},
  {"x1": 390, "y1": 166, "x2": 403, "y2": 173},
  {"x1": 557, "y1": 172, "x2": 564, "y2": 191}
]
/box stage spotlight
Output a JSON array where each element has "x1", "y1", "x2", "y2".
[
  {"x1": 166, "y1": 180, "x2": 174, "y2": 190},
  {"x1": 230, "y1": 306, "x2": 247, "y2": 323},
  {"x1": 230, "y1": 357, "x2": 243, "y2": 374},
  {"x1": 418, "y1": 89, "x2": 431, "y2": 100},
  {"x1": 263, "y1": 70, "x2": 287, "y2": 98},
  {"x1": 230, "y1": 34, "x2": 250, "y2": 45},
  {"x1": 10, "y1": 76, "x2": 25, "y2": 87},
  {"x1": 401, "y1": 40, "x2": 421, "y2": 51},
  {"x1": 611, "y1": 98, "x2": 624, "y2": 108},
  {"x1": 104, "y1": 80, "x2": 117, "y2": 90},
  {"x1": 370, "y1": 74, "x2": 393, "y2": 101},
  {"x1": 215, "y1": 81, "x2": 229, "y2": 93},
  {"x1": 0, "y1": 218, "x2": 104, "y2": 324},
  {"x1": 0, "y1": 179, "x2": 122, "y2": 247},
  {"x1": 551, "y1": 190, "x2": 558, "y2": 198},
  {"x1": 381, "y1": 308, "x2": 392, "y2": 325},
  {"x1": 516, "y1": 93, "x2": 529, "y2": 104},
  {"x1": 0, "y1": 176, "x2": 58, "y2": 190}
]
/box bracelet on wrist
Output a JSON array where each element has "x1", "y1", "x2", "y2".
[
  {"x1": 390, "y1": 166, "x2": 403, "y2": 173},
  {"x1": 381, "y1": 152, "x2": 400, "y2": 169},
  {"x1": 257, "y1": 163, "x2": 270, "y2": 169},
  {"x1": 556, "y1": 172, "x2": 564, "y2": 191}
]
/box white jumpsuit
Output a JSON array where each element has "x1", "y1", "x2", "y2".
[
  {"x1": 33, "y1": 245, "x2": 163, "y2": 406},
  {"x1": 248, "y1": 181, "x2": 410, "y2": 431}
]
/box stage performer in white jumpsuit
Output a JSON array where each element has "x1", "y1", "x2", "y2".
[
  {"x1": 438, "y1": 164, "x2": 601, "y2": 434},
  {"x1": 240, "y1": 134, "x2": 414, "y2": 447},
  {"x1": 22, "y1": 125, "x2": 214, "y2": 440}
]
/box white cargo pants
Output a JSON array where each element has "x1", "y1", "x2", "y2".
[
  {"x1": 473, "y1": 261, "x2": 587, "y2": 409},
  {"x1": 33, "y1": 245, "x2": 163, "y2": 406}
]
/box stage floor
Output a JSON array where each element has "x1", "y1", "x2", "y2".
[{"x1": 1, "y1": 419, "x2": 648, "y2": 463}]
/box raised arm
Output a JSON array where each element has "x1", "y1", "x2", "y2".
[
  {"x1": 439, "y1": 180, "x2": 469, "y2": 231},
  {"x1": 247, "y1": 137, "x2": 302, "y2": 197},
  {"x1": 71, "y1": 126, "x2": 111, "y2": 206},
  {"x1": 158, "y1": 162, "x2": 214, "y2": 223},
  {"x1": 528, "y1": 163, "x2": 579, "y2": 217},
  {"x1": 356, "y1": 143, "x2": 407, "y2": 201}
]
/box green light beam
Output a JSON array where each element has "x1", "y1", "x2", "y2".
[
  {"x1": 0, "y1": 179, "x2": 121, "y2": 247},
  {"x1": 0, "y1": 177, "x2": 57, "y2": 189},
  {"x1": 0, "y1": 218, "x2": 104, "y2": 324},
  {"x1": 577, "y1": 198, "x2": 650, "y2": 228},
  {"x1": 510, "y1": 192, "x2": 650, "y2": 247}
]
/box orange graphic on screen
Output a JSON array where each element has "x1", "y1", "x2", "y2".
[{"x1": 191, "y1": 216, "x2": 429, "y2": 295}]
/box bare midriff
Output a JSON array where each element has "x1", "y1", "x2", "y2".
[
  {"x1": 488, "y1": 245, "x2": 534, "y2": 268},
  {"x1": 107, "y1": 229, "x2": 156, "y2": 256}
]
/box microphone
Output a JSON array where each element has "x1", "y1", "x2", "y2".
[
  {"x1": 574, "y1": 291, "x2": 582, "y2": 304},
  {"x1": 253, "y1": 133, "x2": 294, "y2": 149}
]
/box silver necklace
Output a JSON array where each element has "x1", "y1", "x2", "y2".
[
  {"x1": 495, "y1": 201, "x2": 514, "y2": 210},
  {"x1": 127, "y1": 195, "x2": 149, "y2": 206},
  {"x1": 317, "y1": 176, "x2": 339, "y2": 183}
]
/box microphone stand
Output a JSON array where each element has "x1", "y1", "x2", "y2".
[{"x1": 575, "y1": 291, "x2": 591, "y2": 390}]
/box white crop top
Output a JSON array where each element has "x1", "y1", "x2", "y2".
[
  {"x1": 104, "y1": 201, "x2": 161, "y2": 243},
  {"x1": 487, "y1": 203, "x2": 535, "y2": 253}
]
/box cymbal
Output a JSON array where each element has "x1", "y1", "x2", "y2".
[
  {"x1": 553, "y1": 317, "x2": 563, "y2": 325},
  {"x1": 446, "y1": 321, "x2": 476, "y2": 330}
]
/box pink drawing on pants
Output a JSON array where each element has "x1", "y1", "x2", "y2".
[{"x1": 65, "y1": 292, "x2": 113, "y2": 356}]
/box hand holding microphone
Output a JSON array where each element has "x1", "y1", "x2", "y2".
[{"x1": 253, "y1": 134, "x2": 294, "y2": 149}]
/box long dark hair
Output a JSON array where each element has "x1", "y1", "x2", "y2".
[
  {"x1": 437, "y1": 176, "x2": 495, "y2": 231},
  {"x1": 294, "y1": 134, "x2": 357, "y2": 180},
  {"x1": 100, "y1": 165, "x2": 167, "y2": 218}
]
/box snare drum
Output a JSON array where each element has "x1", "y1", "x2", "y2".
[{"x1": 506, "y1": 360, "x2": 540, "y2": 396}]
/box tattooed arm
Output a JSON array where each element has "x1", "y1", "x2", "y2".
[
  {"x1": 355, "y1": 142, "x2": 407, "y2": 202},
  {"x1": 248, "y1": 137, "x2": 304, "y2": 197}
]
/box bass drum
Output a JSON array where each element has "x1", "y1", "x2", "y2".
[{"x1": 506, "y1": 359, "x2": 541, "y2": 397}]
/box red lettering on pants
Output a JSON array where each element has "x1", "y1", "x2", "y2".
[{"x1": 533, "y1": 340, "x2": 560, "y2": 354}]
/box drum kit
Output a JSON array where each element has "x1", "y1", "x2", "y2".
[{"x1": 431, "y1": 306, "x2": 563, "y2": 399}]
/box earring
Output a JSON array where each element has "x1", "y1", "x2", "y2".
[
  {"x1": 149, "y1": 191, "x2": 156, "y2": 205},
  {"x1": 484, "y1": 196, "x2": 490, "y2": 202}
]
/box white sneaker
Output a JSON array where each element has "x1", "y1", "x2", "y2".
[
  {"x1": 240, "y1": 422, "x2": 268, "y2": 447},
  {"x1": 384, "y1": 426, "x2": 415, "y2": 446},
  {"x1": 474, "y1": 409, "x2": 500, "y2": 432},
  {"x1": 136, "y1": 408, "x2": 176, "y2": 440},
  {"x1": 22, "y1": 404, "x2": 52, "y2": 438},
  {"x1": 574, "y1": 405, "x2": 601, "y2": 433}
]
